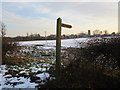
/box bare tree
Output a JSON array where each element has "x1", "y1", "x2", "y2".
[
  {"x1": 103, "y1": 30, "x2": 109, "y2": 35},
  {"x1": 1, "y1": 22, "x2": 6, "y2": 37},
  {"x1": 0, "y1": 22, "x2": 19, "y2": 64},
  {"x1": 93, "y1": 29, "x2": 102, "y2": 35}
]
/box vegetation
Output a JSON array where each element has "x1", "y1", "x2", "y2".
[
  {"x1": 2, "y1": 59, "x2": 52, "y2": 88},
  {"x1": 1, "y1": 23, "x2": 20, "y2": 64},
  {"x1": 76, "y1": 37, "x2": 120, "y2": 70},
  {"x1": 7, "y1": 29, "x2": 120, "y2": 41},
  {"x1": 41, "y1": 37, "x2": 120, "y2": 88},
  {"x1": 1, "y1": 22, "x2": 120, "y2": 88}
]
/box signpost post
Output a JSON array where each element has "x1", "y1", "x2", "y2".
[{"x1": 56, "y1": 17, "x2": 72, "y2": 80}]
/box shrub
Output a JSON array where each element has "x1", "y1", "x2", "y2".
[
  {"x1": 2, "y1": 37, "x2": 20, "y2": 64},
  {"x1": 77, "y1": 37, "x2": 120, "y2": 70},
  {"x1": 41, "y1": 37, "x2": 120, "y2": 88}
]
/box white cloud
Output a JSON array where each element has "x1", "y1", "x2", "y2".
[
  {"x1": 1, "y1": 0, "x2": 119, "y2": 2},
  {"x1": 34, "y1": 5, "x2": 51, "y2": 14},
  {"x1": 2, "y1": 2, "x2": 118, "y2": 36},
  {"x1": 49, "y1": 2, "x2": 118, "y2": 33},
  {"x1": 0, "y1": 3, "x2": 2, "y2": 21},
  {"x1": 2, "y1": 10, "x2": 55, "y2": 36}
]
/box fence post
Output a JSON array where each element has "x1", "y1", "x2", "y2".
[{"x1": 56, "y1": 17, "x2": 62, "y2": 80}]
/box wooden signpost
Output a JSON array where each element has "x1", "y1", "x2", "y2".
[{"x1": 56, "y1": 17, "x2": 72, "y2": 80}]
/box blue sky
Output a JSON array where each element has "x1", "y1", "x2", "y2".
[{"x1": 1, "y1": 1, "x2": 118, "y2": 37}]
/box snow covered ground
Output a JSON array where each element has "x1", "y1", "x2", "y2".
[
  {"x1": 0, "y1": 60, "x2": 53, "y2": 89},
  {"x1": 19, "y1": 38, "x2": 89, "y2": 48},
  {"x1": 0, "y1": 37, "x2": 105, "y2": 89}
]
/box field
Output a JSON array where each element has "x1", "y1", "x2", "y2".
[
  {"x1": 0, "y1": 38, "x2": 89, "y2": 89},
  {"x1": 19, "y1": 38, "x2": 88, "y2": 47}
]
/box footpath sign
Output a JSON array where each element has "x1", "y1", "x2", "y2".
[{"x1": 56, "y1": 17, "x2": 72, "y2": 80}]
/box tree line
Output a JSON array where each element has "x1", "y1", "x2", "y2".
[{"x1": 10, "y1": 30, "x2": 120, "y2": 41}]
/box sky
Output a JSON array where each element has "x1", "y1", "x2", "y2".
[{"x1": 1, "y1": 0, "x2": 119, "y2": 37}]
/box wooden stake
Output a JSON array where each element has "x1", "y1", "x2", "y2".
[{"x1": 56, "y1": 17, "x2": 62, "y2": 80}]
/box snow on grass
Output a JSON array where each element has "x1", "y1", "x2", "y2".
[
  {"x1": 1, "y1": 38, "x2": 91, "y2": 88},
  {"x1": 2, "y1": 76, "x2": 38, "y2": 88},
  {"x1": 19, "y1": 38, "x2": 89, "y2": 48},
  {"x1": 0, "y1": 59, "x2": 52, "y2": 88},
  {"x1": 36, "y1": 73, "x2": 49, "y2": 80}
]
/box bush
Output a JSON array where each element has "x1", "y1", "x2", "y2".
[
  {"x1": 77, "y1": 37, "x2": 120, "y2": 70},
  {"x1": 41, "y1": 37, "x2": 120, "y2": 88},
  {"x1": 2, "y1": 37, "x2": 19, "y2": 64}
]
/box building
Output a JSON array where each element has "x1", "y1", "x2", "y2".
[{"x1": 88, "y1": 30, "x2": 91, "y2": 36}]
